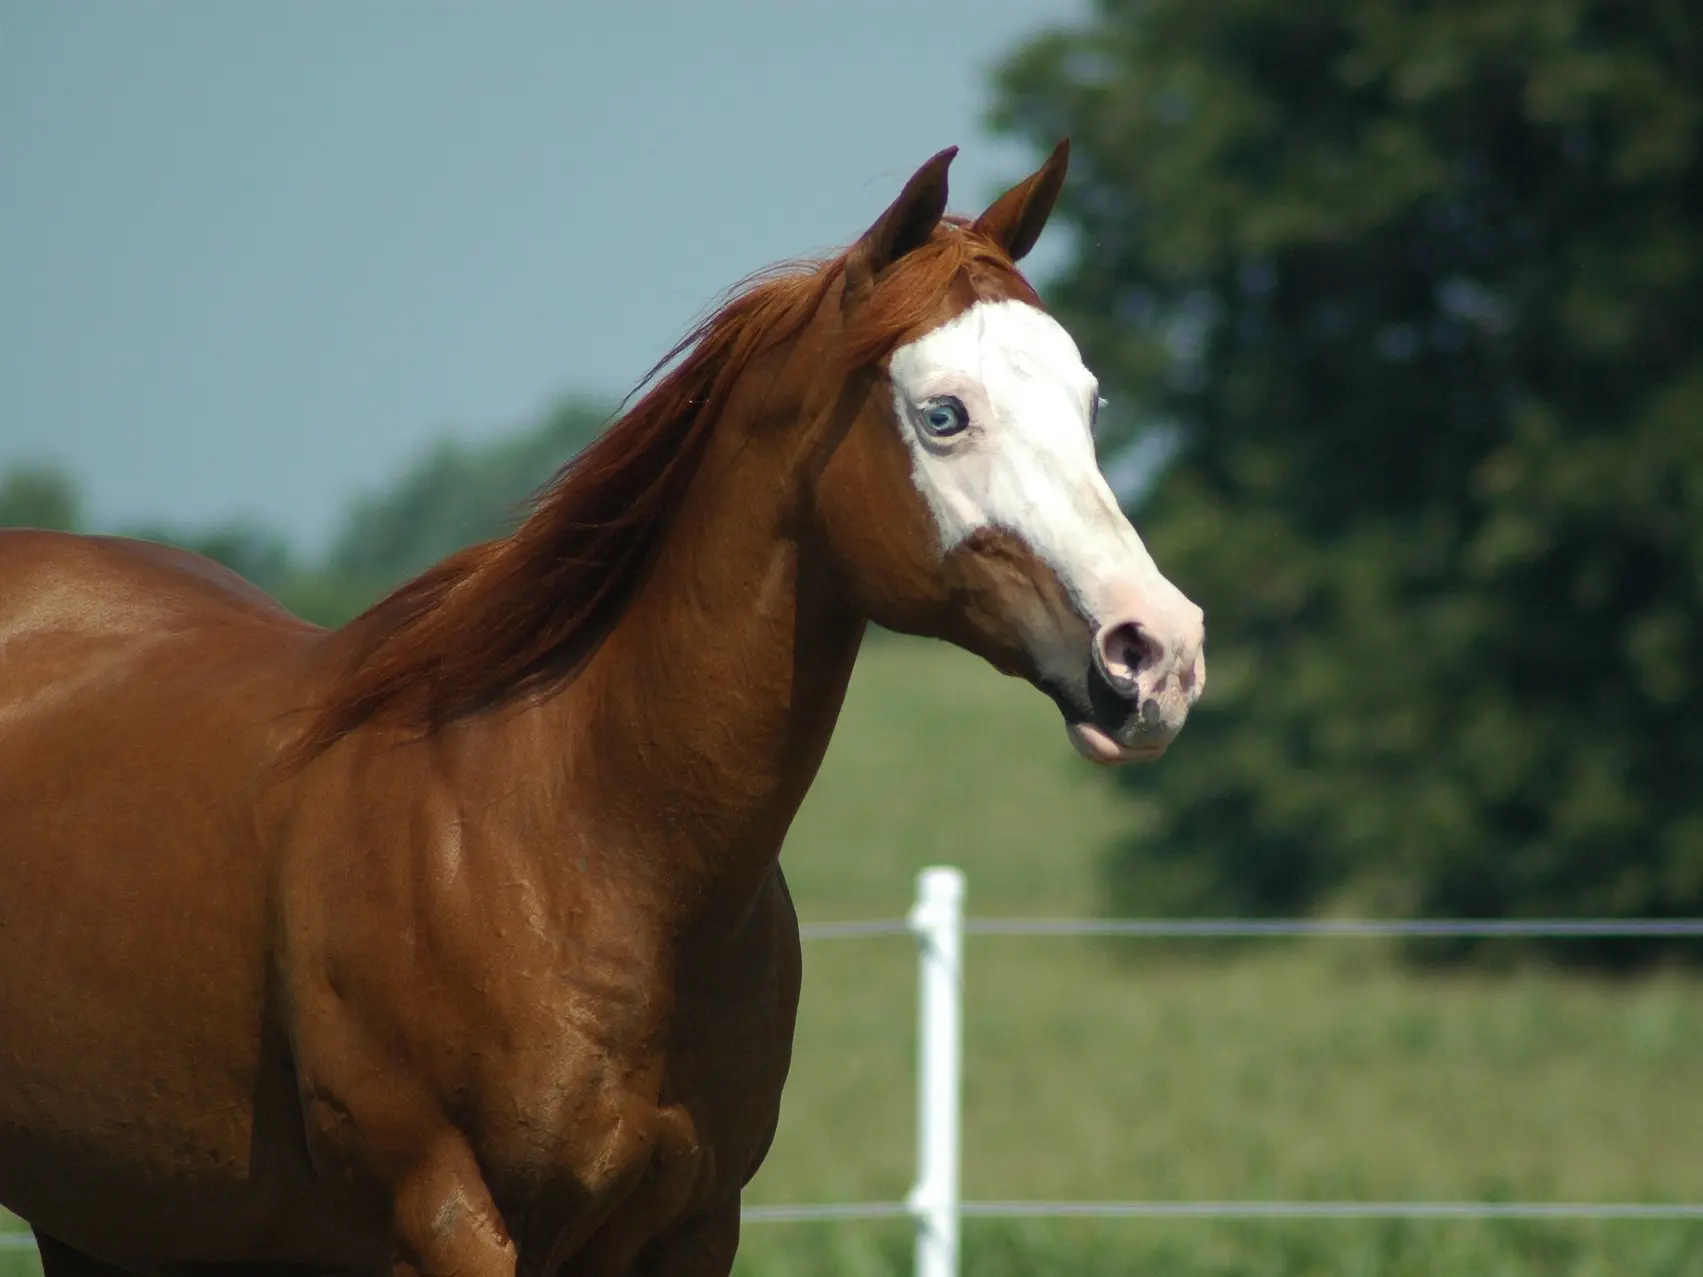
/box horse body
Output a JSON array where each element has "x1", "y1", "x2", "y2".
[
  {"x1": 0, "y1": 144, "x2": 1204, "y2": 1277},
  {"x1": 0, "y1": 394, "x2": 839, "y2": 1273},
  {"x1": 0, "y1": 532, "x2": 332, "y2": 1257}
]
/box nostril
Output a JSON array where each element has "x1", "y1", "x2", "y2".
[{"x1": 1096, "y1": 621, "x2": 1164, "y2": 694}]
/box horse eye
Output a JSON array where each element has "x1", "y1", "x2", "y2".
[
  {"x1": 1091, "y1": 395, "x2": 1107, "y2": 432},
  {"x1": 921, "y1": 397, "x2": 969, "y2": 438}
]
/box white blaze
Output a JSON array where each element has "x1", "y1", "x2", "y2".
[{"x1": 886, "y1": 299, "x2": 1190, "y2": 635}]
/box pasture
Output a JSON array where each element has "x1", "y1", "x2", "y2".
[{"x1": 6, "y1": 632, "x2": 1702, "y2": 1275}]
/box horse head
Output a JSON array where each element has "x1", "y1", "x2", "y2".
[{"x1": 811, "y1": 143, "x2": 1205, "y2": 763}]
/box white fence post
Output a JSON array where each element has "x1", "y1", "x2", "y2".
[{"x1": 907, "y1": 866, "x2": 965, "y2": 1277}]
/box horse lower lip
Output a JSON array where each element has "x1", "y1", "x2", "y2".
[
  {"x1": 1067, "y1": 721, "x2": 1166, "y2": 765},
  {"x1": 1067, "y1": 722, "x2": 1121, "y2": 763}
]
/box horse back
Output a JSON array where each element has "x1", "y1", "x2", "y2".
[{"x1": 0, "y1": 527, "x2": 314, "y2": 638}]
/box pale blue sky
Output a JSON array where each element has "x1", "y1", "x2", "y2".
[{"x1": 2, "y1": 1, "x2": 1083, "y2": 552}]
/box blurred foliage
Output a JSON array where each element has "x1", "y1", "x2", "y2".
[
  {"x1": 993, "y1": 0, "x2": 1703, "y2": 956},
  {"x1": 0, "y1": 466, "x2": 81, "y2": 532},
  {"x1": 0, "y1": 397, "x2": 610, "y2": 629},
  {"x1": 327, "y1": 397, "x2": 611, "y2": 587}
]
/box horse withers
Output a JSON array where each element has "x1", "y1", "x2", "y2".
[{"x1": 0, "y1": 142, "x2": 1203, "y2": 1277}]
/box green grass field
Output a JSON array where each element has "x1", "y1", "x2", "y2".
[
  {"x1": 749, "y1": 634, "x2": 1703, "y2": 1275},
  {"x1": 7, "y1": 632, "x2": 1703, "y2": 1275}
]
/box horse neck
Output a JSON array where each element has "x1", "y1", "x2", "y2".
[{"x1": 527, "y1": 390, "x2": 865, "y2": 913}]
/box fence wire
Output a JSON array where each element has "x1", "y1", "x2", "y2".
[
  {"x1": 799, "y1": 917, "x2": 1703, "y2": 940},
  {"x1": 956, "y1": 1200, "x2": 1703, "y2": 1221},
  {"x1": 738, "y1": 1200, "x2": 1703, "y2": 1224},
  {"x1": 774, "y1": 911, "x2": 1703, "y2": 1235}
]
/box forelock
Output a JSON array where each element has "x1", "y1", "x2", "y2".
[{"x1": 845, "y1": 221, "x2": 1043, "y2": 371}]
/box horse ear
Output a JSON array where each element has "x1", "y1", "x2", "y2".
[
  {"x1": 971, "y1": 138, "x2": 1070, "y2": 263},
  {"x1": 845, "y1": 146, "x2": 956, "y2": 296}
]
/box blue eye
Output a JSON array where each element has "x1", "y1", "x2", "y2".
[{"x1": 921, "y1": 397, "x2": 969, "y2": 437}]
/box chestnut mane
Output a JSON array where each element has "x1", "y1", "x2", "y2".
[{"x1": 299, "y1": 221, "x2": 1031, "y2": 755}]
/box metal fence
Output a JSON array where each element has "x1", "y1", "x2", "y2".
[
  {"x1": 3, "y1": 872, "x2": 1701, "y2": 1272},
  {"x1": 755, "y1": 868, "x2": 1703, "y2": 1277}
]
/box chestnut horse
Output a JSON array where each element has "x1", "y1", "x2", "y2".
[{"x1": 0, "y1": 144, "x2": 1203, "y2": 1277}]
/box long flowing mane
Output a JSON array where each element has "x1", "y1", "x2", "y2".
[{"x1": 298, "y1": 222, "x2": 1031, "y2": 756}]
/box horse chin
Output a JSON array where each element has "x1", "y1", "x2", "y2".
[{"x1": 1065, "y1": 720, "x2": 1170, "y2": 766}]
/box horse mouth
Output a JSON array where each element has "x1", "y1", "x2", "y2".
[
  {"x1": 1065, "y1": 720, "x2": 1170, "y2": 765},
  {"x1": 1040, "y1": 668, "x2": 1176, "y2": 766}
]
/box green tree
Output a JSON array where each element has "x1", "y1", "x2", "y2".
[
  {"x1": 328, "y1": 396, "x2": 610, "y2": 589},
  {"x1": 0, "y1": 466, "x2": 81, "y2": 531},
  {"x1": 993, "y1": 1, "x2": 1703, "y2": 955}
]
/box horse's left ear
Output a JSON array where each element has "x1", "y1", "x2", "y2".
[{"x1": 972, "y1": 138, "x2": 1070, "y2": 263}]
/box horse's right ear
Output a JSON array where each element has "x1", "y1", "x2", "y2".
[{"x1": 844, "y1": 146, "x2": 956, "y2": 302}]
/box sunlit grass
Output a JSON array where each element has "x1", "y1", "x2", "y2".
[{"x1": 741, "y1": 632, "x2": 1703, "y2": 1274}]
